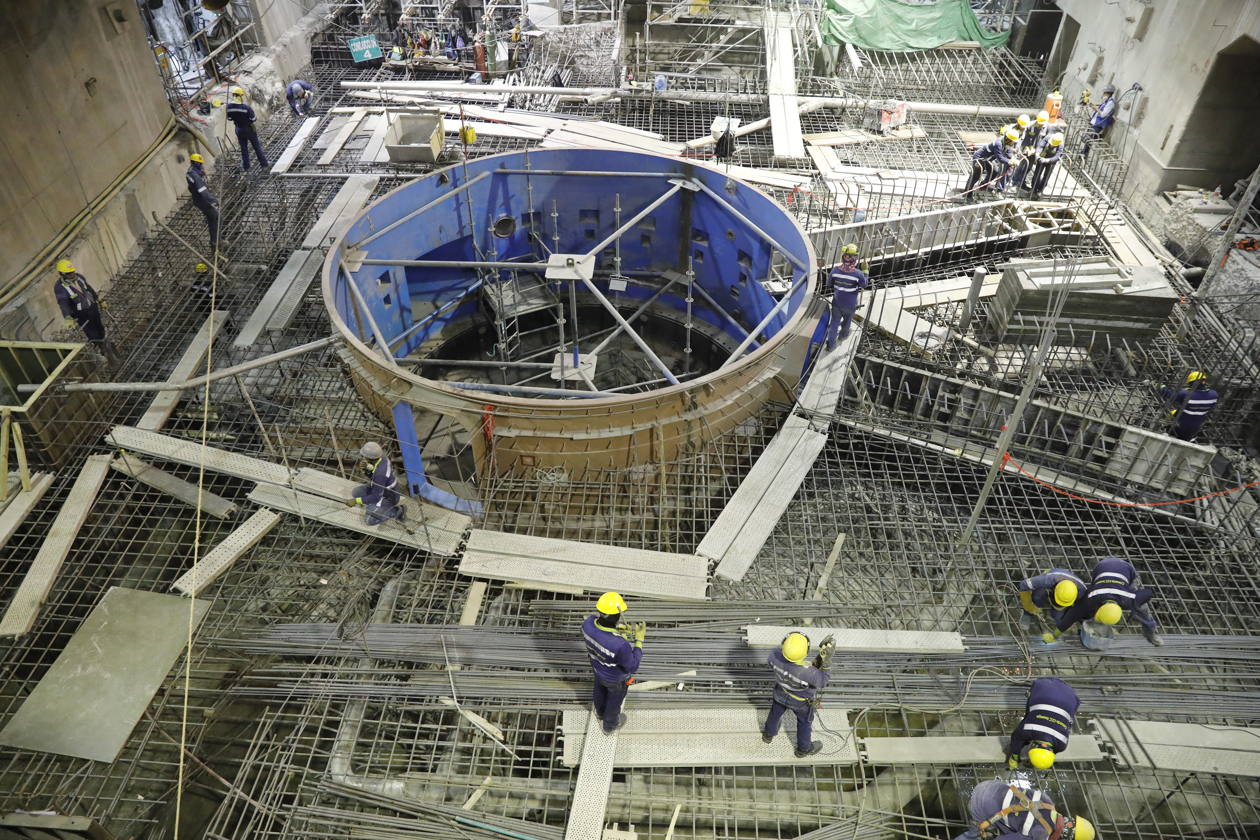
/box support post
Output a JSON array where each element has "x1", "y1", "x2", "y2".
[
  {"x1": 585, "y1": 183, "x2": 683, "y2": 257},
  {"x1": 579, "y1": 277, "x2": 680, "y2": 385},
  {"x1": 11, "y1": 422, "x2": 30, "y2": 492},
  {"x1": 0, "y1": 411, "x2": 9, "y2": 502},
  {"x1": 391, "y1": 402, "x2": 480, "y2": 513},
  {"x1": 958, "y1": 266, "x2": 987, "y2": 332},
  {"x1": 343, "y1": 269, "x2": 402, "y2": 369}
]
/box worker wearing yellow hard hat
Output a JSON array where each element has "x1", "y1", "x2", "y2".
[
  {"x1": 52, "y1": 260, "x2": 121, "y2": 365},
  {"x1": 1006, "y1": 677, "x2": 1080, "y2": 772},
  {"x1": 1015, "y1": 568, "x2": 1086, "y2": 640},
  {"x1": 960, "y1": 779, "x2": 1096, "y2": 840},
  {"x1": 582, "y1": 592, "x2": 644, "y2": 734},
  {"x1": 185, "y1": 152, "x2": 220, "y2": 247},
  {"x1": 1052, "y1": 557, "x2": 1163, "y2": 647},
  {"x1": 1029, "y1": 131, "x2": 1067, "y2": 199},
  {"x1": 822, "y1": 242, "x2": 869, "y2": 351},
  {"x1": 1159, "y1": 370, "x2": 1218, "y2": 442},
  {"x1": 961, "y1": 125, "x2": 1020, "y2": 201},
  {"x1": 762, "y1": 631, "x2": 834, "y2": 758},
  {"x1": 225, "y1": 83, "x2": 270, "y2": 173},
  {"x1": 1010, "y1": 109, "x2": 1052, "y2": 191}
]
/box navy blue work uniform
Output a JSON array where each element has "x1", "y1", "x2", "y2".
[
  {"x1": 226, "y1": 102, "x2": 269, "y2": 171},
  {"x1": 763, "y1": 648, "x2": 830, "y2": 752},
  {"x1": 1029, "y1": 141, "x2": 1065, "y2": 198},
  {"x1": 954, "y1": 780, "x2": 1065, "y2": 840},
  {"x1": 1017, "y1": 568, "x2": 1085, "y2": 625},
  {"x1": 965, "y1": 138, "x2": 1014, "y2": 195},
  {"x1": 1008, "y1": 677, "x2": 1079, "y2": 757},
  {"x1": 55, "y1": 273, "x2": 105, "y2": 342},
  {"x1": 352, "y1": 457, "x2": 403, "y2": 525},
  {"x1": 825, "y1": 262, "x2": 869, "y2": 349},
  {"x1": 1082, "y1": 96, "x2": 1115, "y2": 158},
  {"x1": 1056, "y1": 557, "x2": 1157, "y2": 634},
  {"x1": 287, "y1": 80, "x2": 313, "y2": 115},
  {"x1": 582, "y1": 614, "x2": 642, "y2": 732},
  {"x1": 186, "y1": 162, "x2": 219, "y2": 246},
  {"x1": 1010, "y1": 124, "x2": 1047, "y2": 190},
  {"x1": 1161, "y1": 382, "x2": 1218, "y2": 442}
]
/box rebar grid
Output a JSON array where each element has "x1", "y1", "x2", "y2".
[{"x1": 823, "y1": 45, "x2": 1047, "y2": 108}]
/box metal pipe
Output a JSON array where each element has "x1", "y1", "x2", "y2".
[
  {"x1": 388, "y1": 280, "x2": 486, "y2": 353},
  {"x1": 720, "y1": 273, "x2": 809, "y2": 368},
  {"x1": 690, "y1": 278, "x2": 757, "y2": 347},
  {"x1": 447, "y1": 380, "x2": 605, "y2": 399},
  {"x1": 589, "y1": 275, "x2": 683, "y2": 355},
  {"x1": 958, "y1": 266, "x2": 987, "y2": 332},
  {"x1": 491, "y1": 169, "x2": 674, "y2": 178},
  {"x1": 579, "y1": 276, "x2": 680, "y2": 385},
  {"x1": 361, "y1": 259, "x2": 549, "y2": 269},
  {"x1": 399, "y1": 357, "x2": 553, "y2": 369},
  {"x1": 586, "y1": 184, "x2": 683, "y2": 256},
  {"x1": 343, "y1": 269, "x2": 401, "y2": 369},
  {"x1": 355, "y1": 172, "x2": 490, "y2": 247},
  {"x1": 692, "y1": 180, "x2": 808, "y2": 271}
]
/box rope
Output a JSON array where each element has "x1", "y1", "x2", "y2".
[{"x1": 1000, "y1": 452, "x2": 1260, "y2": 508}]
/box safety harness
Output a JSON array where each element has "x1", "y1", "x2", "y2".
[{"x1": 976, "y1": 784, "x2": 1067, "y2": 839}]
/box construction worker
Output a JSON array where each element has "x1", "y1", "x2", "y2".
[
  {"x1": 954, "y1": 779, "x2": 1095, "y2": 840},
  {"x1": 963, "y1": 128, "x2": 1018, "y2": 199},
  {"x1": 581, "y1": 592, "x2": 644, "y2": 734},
  {"x1": 345, "y1": 441, "x2": 403, "y2": 525},
  {"x1": 287, "y1": 79, "x2": 314, "y2": 116},
  {"x1": 1029, "y1": 133, "x2": 1066, "y2": 199},
  {"x1": 190, "y1": 262, "x2": 215, "y2": 310},
  {"x1": 1160, "y1": 371, "x2": 1218, "y2": 442},
  {"x1": 1081, "y1": 83, "x2": 1116, "y2": 159},
  {"x1": 185, "y1": 153, "x2": 220, "y2": 248},
  {"x1": 996, "y1": 114, "x2": 1033, "y2": 190},
  {"x1": 1016, "y1": 567, "x2": 1085, "y2": 638},
  {"x1": 762, "y1": 632, "x2": 834, "y2": 758},
  {"x1": 226, "y1": 86, "x2": 269, "y2": 173},
  {"x1": 1011, "y1": 111, "x2": 1050, "y2": 191},
  {"x1": 53, "y1": 261, "x2": 121, "y2": 365},
  {"x1": 824, "y1": 243, "x2": 869, "y2": 351},
  {"x1": 1006, "y1": 677, "x2": 1080, "y2": 771},
  {"x1": 1054, "y1": 557, "x2": 1162, "y2": 646}
]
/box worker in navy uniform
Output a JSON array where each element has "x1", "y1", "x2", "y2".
[
  {"x1": 996, "y1": 114, "x2": 1032, "y2": 190},
  {"x1": 345, "y1": 441, "x2": 403, "y2": 525},
  {"x1": 1054, "y1": 557, "x2": 1162, "y2": 646},
  {"x1": 1006, "y1": 677, "x2": 1080, "y2": 771},
  {"x1": 581, "y1": 592, "x2": 644, "y2": 734},
  {"x1": 1016, "y1": 567, "x2": 1085, "y2": 638},
  {"x1": 824, "y1": 243, "x2": 869, "y2": 351},
  {"x1": 963, "y1": 128, "x2": 1018, "y2": 199},
  {"x1": 1029, "y1": 133, "x2": 1066, "y2": 199},
  {"x1": 286, "y1": 79, "x2": 314, "y2": 116},
  {"x1": 762, "y1": 631, "x2": 834, "y2": 758},
  {"x1": 190, "y1": 262, "x2": 215, "y2": 310},
  {"x1": 54, "y1": 260, "x2": 120, "y2": 365},
  {"x1": 1160, "y1": 371, "x2": 1218, "y2": 442},
  {"x1": 1011, "y1": 110, "x2": 1050, "y2": 192},
  {"x1": 185, "y1": 153, "x2": 220, "y2": 248},
  {"x1": 954, "y1": 779, "x2": 1095, "y2": 840},
  {"x1": 226, "y1": 86, "x2": 269, "y2": 173},
  {"x1": 1081, "y1": 83, "x2": 1116, "y2": 159}
]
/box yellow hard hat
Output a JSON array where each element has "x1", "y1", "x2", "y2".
[
  {"x1": 1004, "y1": 128, "x2": 1020, "y2": 143},
  {"x1": 1053, "y1": 580, "x2": 1078, "y2": 608},
  {"x1": 231, "y1": 85, "x2": 245, "y2": 97},
  {"x1": 841, "y1": 243, "x2": 858, "y2": 256},
  {"x1": 1095, "y1": 601, "x2": 1123, "y2": 625},
  {"x1": 1028, "y1": 746, "x2": 1056, "y2": 770},
  {"x1": 1049, "y1": 133, "x2": 1064, "y2": 146},
  {"x1": 1187, "y1": 370, "x2": 1205, "y2": 384},
  {"x1": 596, "y1": 591, "x2": 627, "y2": 615},
  {"x1": 56, "y1": 259, "x2": 75, "y2": 274},
  {"x1": 195, "y1": 263, "x2": 209, "y2": 273},
  {"x1": 1017, "y1": 114, "x2": 1032, "y2": 128},
  {"x1": 211, "y1": 98, "x2": 222, "y2": 107},
  {"x1": 190, "y1": 153, "x2": 205, "y2": 164},
  {"x1": 1036, "y1": 110, "x2": 1049, "y2": 124},
  {"x1": 782, "y1": 632, "x2": 809, "y2": 663},
  {"x1": 1071, "y1": 815, "x2": 1095, "y2": 840}
]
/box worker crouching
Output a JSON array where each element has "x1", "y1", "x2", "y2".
[
  {"x1": 955, "y1": 779, "x2": 1095, "y2": 840},
  {"x1": 346, "y1": 441, "x2": 404, "y2": 526},
  {"x1": 1006, "y1": 676, "x2": 1080, "y2": 771},
  {"x1": 581, "y1": 592, "x2": 644, "y2": 734},
  {"x1": 762, "y1": 631, "x2": 834, "y2": 758},
  {"x1": 1016, "y1": 568, "x2": 1084, "y2": 640},
  {"x1": 1053, "y1": 557, "x2": 1162, "y2": 647}
]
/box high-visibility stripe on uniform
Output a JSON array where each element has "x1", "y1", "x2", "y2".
[
  {"x1": 1019, "y1": 722, "x2": 1069, "y2": 745},
  {"x1": 1091, "y1": 587, "x2": 1135, "y2": 602},
  {"x1": 1094, "y1": 571, "x2": 1129, "y2": 584},
  {"x1": 1028, "y1": 703, "x2": 1074, "y2": 722}
]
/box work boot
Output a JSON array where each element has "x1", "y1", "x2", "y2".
[
  {"x1": 762, "y1": 731, "x2": 775, "y2": 745},
  {"x1": 794, "y1": 740, "x2": 823, "y2": 759},
  {"x1": 603, "y1": 713, "x2": 627, "y2": 734},
  {"x1": 1143, "y1": 627, "x2": 1165, "y2": 647}
]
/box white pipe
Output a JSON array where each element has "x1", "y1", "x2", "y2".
[{"x1": 845, "y1": 42, "x2": 862, "y2": 71}]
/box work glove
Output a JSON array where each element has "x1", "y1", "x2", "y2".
[
  {"x1": 1007, "y1": 753, "x2": 1020, "y2": 771},
  {"x1": 344, "y1": 498, "x2": 357, "y2": 507},
  {"x1": 633, "y1": 622, "x2": 646, "y2": 646},
  {"x1": 64, "y1": 316, "x2": 76, "y2": 330},
  {"x1": 100, "y1": 299, "x2": 108, "y2": 310},
  {"x1": 860, "y1": 260, "x2": 870, "y2": 273},
  {"x1": 1041, "y1": 629, "x2": 1061, "y2": 644},
  {"x1": 815, "y1": 634, "x2": 836, "y2": 670}
]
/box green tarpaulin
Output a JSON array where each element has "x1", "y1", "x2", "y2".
[{"x1": 820, "y1": 0, "x2": 1010, "y2": 52}]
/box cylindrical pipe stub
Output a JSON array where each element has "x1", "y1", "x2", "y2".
[{"x1": 958, "y1": 266, "x2": 988, "y2": 332}]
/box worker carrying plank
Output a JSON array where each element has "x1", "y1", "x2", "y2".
[
  {"x1": 1015, "y1": 567, "x2": 1085, "y2": 640},
  {"x1": 823, "y1": 244, "x2": 869, "y2": 350},
  {"x1": 1160, "y1": 371, "x2": 1218, "y2": 442},
  {"x1": 345, "y1": 441, "x2": 404, "y2": 526},
  {"x1": 762, "y1": 632, "x2": 834, "y2": 758},
  {"x1": 954, "y1": 779, "x2": 1095, "y2": 840},
  {"x1": 581, "y1": 592, "x2": 644, "y2": 734},
  {"x1": 1006, "y1": 676, "x2": 1080, "y2": 771},
  {"x1": 1052, "y1": 557, "x2": 1163, "y2": 646}
]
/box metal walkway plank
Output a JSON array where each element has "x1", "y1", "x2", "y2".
[
  {"x1": 234, "y1": 249, "x2": 316, "y2": 348},
  {"x1": 272, "y1": 117, "x2": 321, "y2": 174},
  {"x1": 247, "y1": 483, "x2": 466, "y2": 556},
  {"x1": 0, "y1": 473, "x2": 55, "y2": 552},
  {"x1": 861, "y1": 735, "x2": 1104, "y2": 765},
  {"x1": 136, "y1": 311, "x2": 229, "y2": 430},
  {"x1": 110, "y1": 455, "x2": 236, "y2": 519},
  {"x1": 266, "y1": 249, "x2": 328, "y2": 332},
  {"x1": 561, "y1": 707, "x2": 857, "y2": 767},
  {"x1": 0, "y1": 456, "x2": 112, "y2": 637},
  {"x1": 107, "y1": 426, "x2": 293, "y2": 487},
  {"x1": 744, "y1": 625, "x2": 965, "y2": 653},
  {"x1": 563, "y1": 708, "x2": 619, "y2": 840},
  {"x1": 317, "y1": 108, "x2": 366, "y2": 165},
  {"x1": 796, "y1": 325, "x2": 861, "y2": 428},
  {"x1": 171, "y1": 508, "x2": 281, "y2": 596},
  {"x1": 1096, "y1": 718, "x2": 1260, "y2": 776},
  {"x1": 301, "y1": 176, "x2": 380, "y2": 249}
]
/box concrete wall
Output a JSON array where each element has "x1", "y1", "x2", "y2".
[{"x1": 1053, "y1": 0, "x2": 1260, "y2": 200}]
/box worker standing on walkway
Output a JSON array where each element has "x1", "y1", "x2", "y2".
[
  {"x1": 581, "y1": 592, "x2": 644, "y2": 734},
  {"x1": 824, "y1": 244, "x2": 869, "y2": 351},
  {"x1": 963, "y1": 128, "x2": 1018, "y2": 199},
  {"x1": 1006, "y1": 677, "x2": 1080, "y2": 771},
  {"x1": 1160, "y1": 371, "x2": 1218, "y2": 442},
  {"x1": 1054, "y1": 557, "x2": 1162, "y2": 646},
  {"x1": 346, "y1": 441, "x2": 404, "y2": 525},
  {"x1": 954, "y1": 779, "x2": 1095, "y2": 840},
  {"x1": 1015, "y1": 567, "x2": 1084, "y2": 638},
  {"x1": 1081, "y1": 84, "x2": 1116, "y2": 159},
  {"x1": 762, "y1": 632, "x2": 834, "y2": 758},
  {"x1": 287, "y1": 79, "x2": 314, "y2": 116},
  {"x1": 53, "y1": 261, "x2": 121, "y2": 365},
  {"x1": 1029, "y1": 133, "x2": 1066, "y2": 199},
  {"x1": 226, "y1": 86, "x2": 270, "y2": 173},
  {"x1": 185, "y1": 153, "x2": 220, "y2": 249}
]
